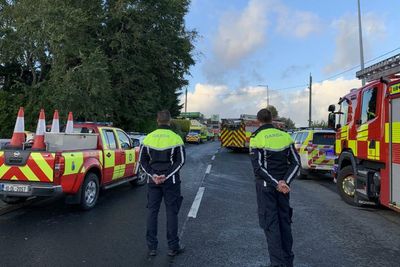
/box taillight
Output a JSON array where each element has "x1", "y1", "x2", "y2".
[{"x1": 54, "y1": 152, "x2": 65, "y2": 184}]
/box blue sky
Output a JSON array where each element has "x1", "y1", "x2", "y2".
[{"x1": 183, "y1": 0, "x2": 400, "y2": 126}]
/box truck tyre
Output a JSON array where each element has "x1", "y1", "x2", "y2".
[
  {"x1": 297, "y1": 168, "x2": 308, "y2": 180},
  {"x1": 80, "y1": 172, "x2": 100, "y2": 210},
  {"x1": 337, "y1": 165, "x2": 357, "y2": 206},
  {"x1": 1, "y1": 196, "x2": 28, "y2": 205},
  {"x1": 130, "y1": 168, "x2": 147, "y2": 186}
]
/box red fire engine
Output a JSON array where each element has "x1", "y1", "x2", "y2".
[{"x1": 328, "y1": 54, "x2": 400, "y2": 212}]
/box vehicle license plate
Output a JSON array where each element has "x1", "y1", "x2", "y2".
[{"x1": 0, "y1": 183, "x2": 30, "y2": 193}]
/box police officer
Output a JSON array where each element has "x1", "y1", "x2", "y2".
[
  {"x1": 250, "y1": 108, "x2": 300, "y2": 267},
  {"x1": 139, "y1": 110, "x2": 186, "y2": 257}
]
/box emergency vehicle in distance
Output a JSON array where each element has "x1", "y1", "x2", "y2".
[
  {"x1": 0, "y1": 109, "x2": 144, "y2": 210},
  {"x1": 185, "y1": 120, "x2": 208, "y2": 144},
  {"x1": 328, "y1": 53, "x2": 400, "y2": 212},
  {"x1": 220, "y1": 114, "x2": 285, "y2": 151}
]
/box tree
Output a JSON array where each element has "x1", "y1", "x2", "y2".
[
  {"x1": 279, "y1": 117, "x2": 296, "y2": 129},
  {"x1": 0, "y1": 0, "x2": 196, "y2": 135},
  {"x1": 266, "y1": 105, "x2": 278, "y2": 119},
  {"x1": 311, "y1": 120, "x2": 328, "y2": 128}
]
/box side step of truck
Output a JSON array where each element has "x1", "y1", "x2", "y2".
[{"x1": 103, "y1": 176, "x2": 137, "y2": 190}]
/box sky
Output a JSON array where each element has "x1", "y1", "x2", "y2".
[{"x1": 182, "y1": 0, "x2": 400, "y2": 126}]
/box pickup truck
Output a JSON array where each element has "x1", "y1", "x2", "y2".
[{"x1": 0, "y1": 123, "x2": 146, "y2": 210}]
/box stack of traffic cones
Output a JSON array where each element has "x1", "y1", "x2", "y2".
[
  {"x1": 65, "y1": 112, "x2": 74, "y2": 134},
  {"x1": 9, "y1": 107, "x2": 25, "y2": 148},
  {"x1": 32, "y1": 109, "x2": 46, "y2": 150},
  {"x1": 50, "y1": 110, "x2": 60, "y2": 133}
]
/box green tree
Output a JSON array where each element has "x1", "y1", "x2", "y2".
[
  {"x1": 266, "y1": 105, "x2": 278, "y2": 119},
  {"x1": 311, "y1": 120, "x2": 328, "y2": 128},
  {"x1": 279, "y1": 117, "x2": 296, "y2": 129}
]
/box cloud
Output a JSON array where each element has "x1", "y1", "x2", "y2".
[
  {"x1": 325, "y1": 13, "x2": 386, "y2": 74},
  {"x1": 184, "y1": 78, "x2": 361, "y2": 126},
  {"x1": 212, "y1": 0, "x2": 269, "y2": 69},
  {"x1": 275, "y1": 6, "x2": 322, "y2": 38}
]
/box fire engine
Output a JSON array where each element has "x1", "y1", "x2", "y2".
[
  {"x1": 220, "y1": 114, "x2": 285, "y2": 150},
  {"x1": 328, "y1": 53, "x2": 400, "y2": 212}
]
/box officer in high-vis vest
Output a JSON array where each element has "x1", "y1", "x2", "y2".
[
  {"x1": 250, "y1": 108, "x2": 300, "y2": 267},
  {"x1": 139, "y1": 110, "x2": 186, "y2": 257}
]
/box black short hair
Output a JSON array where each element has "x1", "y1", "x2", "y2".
[
  {"x1": 257, "y1": 108, "x2": 272, "y2": 123},
  {"x1": 157, "y1": 110, "x2": 171, "y2": 125}
]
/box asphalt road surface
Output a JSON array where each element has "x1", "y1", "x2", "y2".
[{"x1": 1, "y1": 142, "x2": 400, "y2": 267}]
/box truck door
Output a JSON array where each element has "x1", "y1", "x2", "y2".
[
  {"x1": 390, "y1": 96, "x2": 400, "y2": 206},
  {"x1": 116, "y1": 130, "x2": 136, "y2": 178},
  {"x1": 100, "y1": 128, "x2": 118, "y2": 184}
]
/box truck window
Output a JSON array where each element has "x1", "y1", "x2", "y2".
[
  {"x1": 313, "y1": 133, "x2": 335, "y2": 146},
  {"x1": 361, "y1": 87, "x2": 377, "y2": 124},
  {"x1": 339, "y1": 100, "x2": 349, "y2": 125},
  {"x1": 102, "y1": 129, "x2": 117, "y2": 149},
  {"x1": 117, "y1": 130, "x2": 131, "y2": 149}
]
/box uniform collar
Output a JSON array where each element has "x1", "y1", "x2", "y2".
[
  {"x1": 252, "y1": 123, "x2": 275, "y2": 137},
  {"x1": 158, "y1": 125, "x2": 171, "y2": 130}
]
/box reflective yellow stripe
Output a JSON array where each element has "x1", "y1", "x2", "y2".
[
  {"x1": 368, "y1": 141, "x2": 380, "y2": 160},
  {"x1": 348, "y1": 140, "x2": 358, "y2": 156},
  {"x1": 0, "y1": 164, "x2": 11, "y2": 177},
  {"x1": 20, "y1": 166, "x2": 40, "y2": 182},
  {"x1": 0, "y1": 151, "x2": 3, "y2": 157},
  {"x1": 357, "y1": 124, "x2": 369, "y2": 141},
  {"x1": 125, "y1": 150, "x2": 135, "y2": 164},
  {"x1": 340, "y1": 125, "x2": 349, "y2": 140},
  {"x1": 390, "y1": 83, "x2": 400, "y2": 95},
  {"x1": 385, "y1": 122, "x2": 400, "y2": 143},
  {"x1": 104, "y1": 150, "x2": 115, "y2": 168},
  {"x1": 63, "y1": 152, "x2": 84, "y2": 175},
  {"x1": 112, "y1": 165, "x2": 124, "y2": 180},
  {"x1": 335, "y1": 140, "x2": 342, "y2": 154},
  {"x1": 31, "y1": 153, "x2": 54, "y2": 180}
]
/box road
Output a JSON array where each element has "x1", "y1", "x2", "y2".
[{"x1": 1, "y1": 142, "x2": 400, "y2": 267}]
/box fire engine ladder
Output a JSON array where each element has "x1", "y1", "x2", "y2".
[{"x1": 356, "y1": 53, "x2": 400, "y2": 82}]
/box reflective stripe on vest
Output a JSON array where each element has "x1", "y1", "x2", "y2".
[{"x1": 143, "y1": 129, "x2": 184, "y2": 150}]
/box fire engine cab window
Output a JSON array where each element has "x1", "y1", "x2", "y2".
[
  {"x1": 361, "y1": 88, "x2": 377, "y2": 124},
  {"x1": 340, "y1": 101, "x2": 349, "y2": 125},
  {"x1": 102, "y1": 130, "x2": 117, "y2": 149}
]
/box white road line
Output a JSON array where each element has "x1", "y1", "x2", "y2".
[
  {"x1": 205, "y1": 164, "x2": 212, "y2": 174},
  {"x1": 188, "y1": 187, "x2": 205, "y2": 218},
  {"x1": 211, "y1": 155, "x2": 216, "y2": 161}
]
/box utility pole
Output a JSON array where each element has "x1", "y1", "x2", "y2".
[
  {"x1": 185, "y1": 86, "x2": 188, "y2": 113},
  {"x1": 358, "y1": 0, "x2": 365, "y2": 86},
  {"x1": 308, "y1": 73, "x2": 312, "y2": 127}
]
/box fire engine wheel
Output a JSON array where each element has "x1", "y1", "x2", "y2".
[
  {"x1": 80, "y1": 172, "x2": 100, "y2": 210},
  {"x1": 131, "y1": 169, "x2": 147, "y2": 186},
  {"x1": 1, "y1": 196, "x2": 28, "y2": 205},
  {"x1": 337, "y1": 165, "x2": 357, "y2": 206}
]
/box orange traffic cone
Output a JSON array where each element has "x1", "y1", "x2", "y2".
[
  {"x1": 9, "y1": 107, "x2": 25, "y2": 148},
  {"x1": 65, "y1": 112, "x2": 74, "y2": 134},
  {"x1": 51, "y1": 110, "x2": 60, "y2": 133},
  {"x1": 32, "y1": 109, "x2": 46, "y2": 150}
]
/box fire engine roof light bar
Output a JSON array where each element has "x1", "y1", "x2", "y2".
[{"x1": 356, "y1": 53, "x2": 400, "y2": 82}]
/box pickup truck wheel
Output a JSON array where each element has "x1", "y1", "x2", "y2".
[
  {"x1": 131, "y1": 169, "x2": 147, "y2": 186},
  {"x1": 297, "y1": 168, "x2": 308, "y2": 180},
  {"x1": 1, "y1": 196, "x2": 28, "y2": 205},
  {"x1": 337, "y1": 165, "x2": 357, "y2": 206},
  {"x1": 80, "y1": 172, "x2": 100, "y2": 210}
]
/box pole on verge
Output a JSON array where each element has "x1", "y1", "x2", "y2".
[
  {"x1": 185, "y1": 86, "x2": 188, "y2": 113},
  {"x1": 309, "y1": 73, "x2": 312, "y2": 128},
  {"x1": 358, "y1": 0, "x2": 365, "y2": 86}
]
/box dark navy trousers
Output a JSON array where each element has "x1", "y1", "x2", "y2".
[
  {"x1": 147, "y1": 181, "x2": 183, "y2": 250},
  {"x1": 256, "y1": 180, "x2": 294, "y2": 267}
]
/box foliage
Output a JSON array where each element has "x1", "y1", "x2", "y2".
[
  {"x1": 266, "y1": 105, "x2": 278, "y2": 119},
  {"x1": 171, "y1": 119, "x2": 190, "y2": 139},
  {"x1": 0, "y1": 0, "x2": 196, "y2": 136}
]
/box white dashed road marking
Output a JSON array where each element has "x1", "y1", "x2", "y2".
[
  {"x1": 188, "y1": 187, "x2": 205, "y2": 218},
  {"x1": 211, "y1": 155, "x2": 216, "y2": 161},
  {"x1": 205, "y1": 164, "x2": 212, "y2": 174}
]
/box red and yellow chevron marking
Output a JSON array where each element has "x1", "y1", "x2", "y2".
[
  {"x1": 220, "y1": 126, "x2": 246, "y2": 148},
  {"x1": 0, "y1": 151, "x2": 55, "y2": 182},
  {"x1": 307, "y1": 145, "x2": 335, "y2": 168}
]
